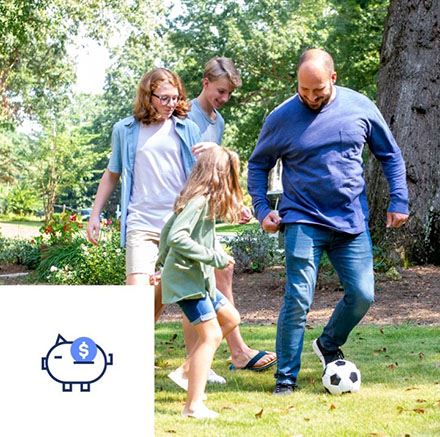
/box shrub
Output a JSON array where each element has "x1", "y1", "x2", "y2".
[
  {"x1": 0, "y1": 235, "x2": 40, "y2": 268},
  {"x1": 225, "y1": 227, "x2": 284, "y2": 272},
  {"x1": 41, "y1": 221, "x2": 125, "y2": 285},
  {"x1": 37, "y1": 211, "x2": 84, "y2": 245}
]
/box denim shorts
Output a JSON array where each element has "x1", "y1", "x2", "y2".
[{"x1": 177, "y1": 289, "x2": 228, "y2": 325}]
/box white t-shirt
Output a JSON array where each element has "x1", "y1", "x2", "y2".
[{"x1": 126, "y1": 119, "x2": 186, "y2": 234}]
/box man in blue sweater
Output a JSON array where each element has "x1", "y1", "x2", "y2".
[{"x1": 247, "y1": 49, "x2": 409, "y2": 395}]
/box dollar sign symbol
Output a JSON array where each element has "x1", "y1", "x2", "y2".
[{"x1": 78, "y1": 341, "x2": 89, "y2": 360}]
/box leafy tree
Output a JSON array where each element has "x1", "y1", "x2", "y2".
[
  {"x1": 366, "y1": 0, "x2": 440, "y2": 264},
  {"x1": 0, "y1": 0, "x2": 125, "y2": 126},
  {"x1": 168, "y1": 0, "x2": 389, "y2": 161},
  {"x1": 25, "y1": 95, "x2": 105, "y2": 221}
]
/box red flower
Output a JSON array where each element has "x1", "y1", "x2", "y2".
[
  {"x1": 78, "y1": 225, "x2": 83, "y2": 229},
  {"x1": 45, "y1": 226, "x2": 53, "y2": 234},
  {"x1": 70, "y1": 213, "x2": 77, "y2": 222},
  {"x1": 30, "y1": 239, "x2": 35, "y2": 244}
]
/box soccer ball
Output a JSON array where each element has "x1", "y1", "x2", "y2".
[{"x1": 321, "y1": 360, "x2": 361, "y2": 395}]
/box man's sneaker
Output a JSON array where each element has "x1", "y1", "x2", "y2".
[
  {"x1": 312, "y1": 338, "x2": 344, "y2": 369},
  {"x1": 207, "y1": 369, "x2": 226, "y2": 384},
  {"x1": 273, "y1": 382, "x2": 297, "y2": 396}
]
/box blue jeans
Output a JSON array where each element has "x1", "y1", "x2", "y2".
[{"x1": 275, "y1": 224, "x2": 374, "y2": 385}]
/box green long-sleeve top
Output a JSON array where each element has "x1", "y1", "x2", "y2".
[{"x1": 156, "y1": 195, "x2": 228, "y2": 304}]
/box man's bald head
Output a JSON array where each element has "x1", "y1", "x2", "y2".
[
  {"x1": 297, "y1": 49, "x2": 335, "y2": 76},
  {"x1": 296, "y1": 49, "x2": 337, "y2": 111}
]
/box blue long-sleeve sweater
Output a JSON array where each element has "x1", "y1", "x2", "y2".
[{"x1": 247, "y1": 86, "x2": 409, "y2": 234}]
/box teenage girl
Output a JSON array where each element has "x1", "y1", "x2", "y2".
[{"x1": 154, "y1": 146, "x2": 242, "y2": 419}]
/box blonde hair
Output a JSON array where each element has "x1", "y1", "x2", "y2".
[
  {"x1": 133, "y1": 68, "x2": 190, "y2": 124},
  {"x1": 174, "y1": 147, "x2": 243, "y2": 223},
  {"x1": 203, "y1": 57, "x2": 242, "y2": 89}
]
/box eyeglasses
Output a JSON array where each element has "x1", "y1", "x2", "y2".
[{"x1": 151, "y1": 93, "x2": 182, "y2": 105}]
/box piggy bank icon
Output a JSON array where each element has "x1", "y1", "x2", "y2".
[{"x1": 42, "y1": 334, "x2": 113, "y2": 392}]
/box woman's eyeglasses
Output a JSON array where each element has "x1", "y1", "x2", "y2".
[{"x1": 151, "y1": 93, "x2": 182, "y2": 105}]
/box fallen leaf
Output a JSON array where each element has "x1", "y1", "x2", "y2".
[
  {"x1": 305, "y1": 324, "x2": 314, "y2": 330},
  {"x1": 419, "y1": 352, "x2": 425, "y2": 359},
  {"x1": 416, "y1": 399, "x2": 426, "y2": 403},
  {"x1": 379, "y1": 328, "x2": 384, "y2": 334},
  {"x1": 304, "y1": 417, "x2": 310, "y2": 421},
  {"x1": 387, "y1": 363, "x2": 398, "y2": 369},
  {"x1": 405, "y1": 387, "x2": 419, "y2": 391},
  {"x1": 413, "y1": 408, "x2": 425, "y2": 414},
  {"x1": 373, "y1": 353, "x2": 379, "y2": 356},
  {"x1": 284, "y1": 405, "x2": 296, "y2": 413},
  {"x1": 433, "y1": 401, "x2": 440, "y2": 407},
  {"x1": 330, "y1": 404, "x2": 336, "y2": 410},
  {"x1": 310, "y1": 378, "x2": 316, "y2": 387},
  {"x1": 396, "y1": 406, "x2": 405, "y2": 414},
  {"x1": 166, "y1": 431, "x2": 177, "y2": 434},
  {"x1": 169, "y1": 333, "x2": 177, "y2": 342},
  {"x1": 255, "y1": 408, "x2": 263, "y2": 418}
]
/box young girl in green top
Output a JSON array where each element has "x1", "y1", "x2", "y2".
[{"x1": 154, "y1": 147, "x2": 242, "y2": 419}]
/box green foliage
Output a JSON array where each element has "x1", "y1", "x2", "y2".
[
  {"x1": 0, "y1": 0, "x2": 127, "y2": 125},
  {"x1": 226, "y1": 227, "x2": 284, "y2": 272},
  {"x1": 38, "y1": 220, "x2": 125, "y2": 285},
  {"x1": 37, "y1": 210, "x2": 85, "y2": 245},
  {"x1": 167, "y1": 0, "x2": 389, "y2": 162},
  {"x1": 0, "y1": 235, "x2": 40, "y2": 268},
  {"x1": 373, "y1": 244, "x2": 394, "y2": 272},
  {"x1": 4, "y1": 182, "x2": 40, "y2": 216}
]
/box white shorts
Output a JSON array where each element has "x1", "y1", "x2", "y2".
[{"x1": 125, "y1": 229, "x2": 160, "y2": 276}]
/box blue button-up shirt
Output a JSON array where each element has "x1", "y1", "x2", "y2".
[{"x1": 107, "y1": 115, "x2": 201, "y2": 246}]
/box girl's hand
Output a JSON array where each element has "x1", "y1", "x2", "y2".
[
  {"x1": 149, "y1": 271, "x2": 161, "y2": 286},
  {"x1": 226, "y1": 256, "x2": 235, "y2": 267}
]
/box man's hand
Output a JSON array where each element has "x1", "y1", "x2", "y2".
[
  {"x1": 262, "y1": 211, "x2": 282, "y2": 233},
  {"x1": 386, "y1": 212, "x2": 409, "y2": 228},
  {"x1": 191, "y1": 142, "x2": 219, "y2": 158},
  {"x1": 239, "y1": 205, "x2": 252, "y2": 224}
]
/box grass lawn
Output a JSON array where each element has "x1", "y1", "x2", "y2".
[
  {"x1": 0, "y1": 216, "x2": 43, "y2": 227},
  {"x1": 155, "y1": 323, "x2": 440, "y2": 436},
  {"x1": 215, "y1": 221, "x2": 260, "y2": 233}
]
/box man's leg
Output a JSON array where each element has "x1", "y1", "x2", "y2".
[
  {"x1": 182, "y1": 263, "x2": 276, "y2": 370},
  {"x1": 319, "y1": 230, "x2": 374, "y2": 351},
  {"x1": 275, "y1": 224, "x2": 325, "y2": 387},
  {"x1": 214, "y1": 265, "x2": 276, "y2": 369}
]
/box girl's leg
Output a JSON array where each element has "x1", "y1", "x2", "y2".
[
  {"x1": 183, "y1": 318, "x2": 223, "y2": 417},
  {"x1": 174, "y1": 298, "x2": 240, "y2": 381}
]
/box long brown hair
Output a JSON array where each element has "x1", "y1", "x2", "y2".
[
  {"x1": 133, "y1": 68, "x2": 190, "y2": 124},
  {"x1": 174, "y1": 147, "x2": 243, "y2": 223}
]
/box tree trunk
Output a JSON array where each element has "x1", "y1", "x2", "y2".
[{"x1": 366, "y1": 0, "x2": 440, "y2": 264}]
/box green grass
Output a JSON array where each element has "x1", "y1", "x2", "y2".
[
  {"x1": 155, "y1": 323, "x2": 440, "y2": 436},
  {"x1": 215, "y1": 221, "x2": 260, "y2": 233},
  {"x1": 0, "y1": 215, "x2": 43, "y2": 226}
]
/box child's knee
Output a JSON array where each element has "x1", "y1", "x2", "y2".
[{"x1": 231, "y1": 306, "x2": 241, "y2": 328}]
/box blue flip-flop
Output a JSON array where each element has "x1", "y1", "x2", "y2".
[{"x1": 229, "y1": 350, "x2": 277, "y2": 371}]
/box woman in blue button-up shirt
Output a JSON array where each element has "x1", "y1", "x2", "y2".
[{"x1": 86, "y1": 68, "x2": 201, "y2": 320}]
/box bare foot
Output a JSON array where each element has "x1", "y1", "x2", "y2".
[{"x1": 230, "y1": 349, "x2": 277, "y2": 370}]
